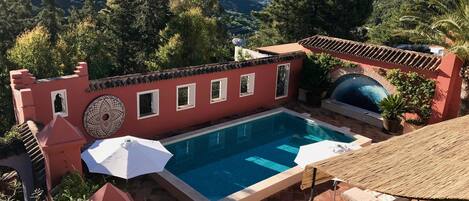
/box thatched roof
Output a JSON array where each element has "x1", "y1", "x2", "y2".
[{"x1": 312, "y1": 115, "x2": 469, "y2": 200}]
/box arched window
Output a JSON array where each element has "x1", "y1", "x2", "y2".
[
  {"x1": 50, "y1": 89, "x2": 68, "y2": 117},
  {"x1": 54, "y1": 94, "x2": 63, "y2": 113}
]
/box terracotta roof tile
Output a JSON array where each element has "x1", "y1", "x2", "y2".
[
  {"x1": 88, "y1": 52, "x2": 305, "y2": 92},
  {"x1": 298, "y1": 35, "x2": 441, "y2": 71}
]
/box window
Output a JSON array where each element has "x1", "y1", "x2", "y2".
[
  {"x1": 237, "y1": 124, "x2": 252, "y2": 143},
  {"x1": 276, "y1": 64, "x2": 290, "y2": 99},
  {"x1": 174, "y1": 141, "x2": 193, "y2": 160},
  {"x1": 211, "y1": 78, "x2": 228, "y2": 103},
  {"x1": 208, "y1": 131, "x2": 225, "y2": 150},
  {"x1": 50, "y1": 89, "x2": 68, "y2": 117},
  {"x1": 137, "y1": 90, "x2": 159, "y2": 119},
  {"x1": 240, "y1": 73, "x2": 255, "y2": 97},
  {"x1": 177, "y1": 83, "x2": 196, "y2": 111}
]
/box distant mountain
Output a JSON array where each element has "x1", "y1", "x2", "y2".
[
  {"x1": 220, "y1": 0, "x2": 270, "y2": 14},
  {"x1": 32, "y1": 0, "x2": 270, "y2": 13},
  {"x1": 31, "y1": 0, "x2": 269, "y2": 35},
  {"x1": 220, "y1": 0, "x2": 270, "y2": 35},
  {"x1": 31, "y1": 0, "x2": 106, "y2": 14}
]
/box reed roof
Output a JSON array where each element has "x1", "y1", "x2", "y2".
[{"x1": 312, "y1": 115, "x2": 469, "y2": 200}]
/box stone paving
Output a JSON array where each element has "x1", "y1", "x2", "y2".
[
  {"x1": 285, "y1": 103, "x2": 393, "y2": 143},
  {"x1": 264, "y1": 181, "x2": 353, "y2": 201}
]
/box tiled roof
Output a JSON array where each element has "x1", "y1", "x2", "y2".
[
  {"x1": 298, "y1": 35, "x2": 442, "y2": 71},
  {"x1": 88, "y1": 52, "x2": 305, "y2": 91}
]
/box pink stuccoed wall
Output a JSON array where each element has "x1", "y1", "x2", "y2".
[
  {"x1": 304, "y1": 46, "x2": 464, "y2": 124},
  {"x1": 10, "y1": 57, "x2": 303, "y2": 142}
]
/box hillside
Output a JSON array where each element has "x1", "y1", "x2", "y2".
[
  {"x1": 220, "y1": 0, "x2": 270, "y2": 35},
  {"x1": 220, "y1": 0, "x2": 269, "y2": 13},
  {"x1": 31, "y1": 0, "x2": 269, "y2": 35}
]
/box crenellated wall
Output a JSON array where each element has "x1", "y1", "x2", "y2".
[{"x1": 10, "y1": 53, "x2": 304, "y2": 141}]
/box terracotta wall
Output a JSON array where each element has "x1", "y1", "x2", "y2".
[
  {"x1": 10, "y1": 58, "x2": 303, "y2": 141},
  {"x1": 305, "y1": 47, "x2": 463, "y2": 124}
]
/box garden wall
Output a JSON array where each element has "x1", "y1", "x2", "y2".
[
  {"x1": 10, "y1": 53, "x2": 304, "y2": 141},
  {"x1": 297, "y1": 35, "x2": 464, "y2": 124}
]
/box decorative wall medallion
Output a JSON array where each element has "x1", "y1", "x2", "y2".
[{"x1": 84, "y1": 95, "x2": 125, "y2": 138}]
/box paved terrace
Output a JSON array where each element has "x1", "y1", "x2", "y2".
[{"x1": 123, "y1": 102, "x2": 403, "y2": 201}]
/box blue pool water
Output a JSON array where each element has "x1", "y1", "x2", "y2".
[
  {"x1": 330, "y1": 74, "x2": 388, "y2": 113},
  {"x1": 164, "y1": 112, "x2": 354, "y2": 200}
]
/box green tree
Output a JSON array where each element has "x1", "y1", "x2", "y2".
[
  {"x1": 134, "y1": 0, "x2": 171, "y2": 65},
  {"x1": 250, "y1": 0, "x2": 373, "y2": 47},
  {"x1": 68, "y1": 0, "x2": 98, "y2": 26},
  {"x1": 104, "y1": 0, "x2": 140, "y2": 75},
  {"x1": 399, "y1": 0, "x2": 468, "y2": 61},
  {"x1": 0, "y1": 0, "x2": 34, "y2": 134},
  {"x1": 170, "y1": 0, "x2": 223, "y2": 17},
  {"x1": 105, "y1": 0, "x2": 170, "y2": 75},
  {"x1": 366, "y1": 0, "x2": 411, "y2": 45},
  {"x1": 36, "y1": 0, "x2": 64, "y2": 44},
  {"x1": 57, "y1": 18, "x2": 114, "y2": 79},
  {"x1": 398, "y1": 0, "x2": 469, "y2": 114},
  {"x1": 7, "y1": 26, "x2": 61, "y2": 78},
  {"x1": 366, "y1": 0, "x2": 453, "y2": 46},
  {"x1": 148, "y1": 7, "x2": 230, "y2": 70}
]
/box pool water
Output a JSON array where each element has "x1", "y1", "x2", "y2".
[{"x1": 164, "y1": 112, "x2": 354, "y2": 200}]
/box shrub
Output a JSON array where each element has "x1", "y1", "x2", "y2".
[
  {"x1": 52, "y1": 172, "x2": 100, "y2": 201},
  {"x1": 300, "y1": 53, "x2": 357, "y2": 93},
  {"x1": 0, "y1": 126, "x2": 25, "y2": 159},
  {"x1": 386, "y1": 69, "x2": 436, "y2": 124}
]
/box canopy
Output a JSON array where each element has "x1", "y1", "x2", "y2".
[
  {"x1": 312, "y1": 115, "x2": 469, "y2": 200},
  {"x1": 81, "y1": 136, "x2": 173, "y2": 179},
  {"x1": 294, "y1": 140, "x2": 360, "y2": 168}
]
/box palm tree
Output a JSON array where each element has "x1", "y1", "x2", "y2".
[
  {"x1": 398, "y1": 0, "x2": 469, "y2": 114},
  {"x1": 399, "y1": 0, "x2": 468, "y2": 61}
]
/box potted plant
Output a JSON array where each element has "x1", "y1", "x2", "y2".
[
  {"x1": 379, "y1": 94, "x2": 407, "y2": 133},
  {"x1": 299, "y1": 54, "x2": 335, "y2": 107}
]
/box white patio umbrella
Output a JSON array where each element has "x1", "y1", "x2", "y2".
[
  {"x1": 294, "y1": 140, "x2": 361, "y2": 168},
  {"x1": 81, "y1": 135, "x2": 173, "y2": 179},
  {"x1": 294, "y1": 140, "x2": 361, "y2": 201}
]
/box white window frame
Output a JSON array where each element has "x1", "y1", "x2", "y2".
[
  {"x1": 137, "y1": 89, "x2": 159, "y2": 120},
  {"x1": 240, "y1": 73, "x2": 255, "y2": 97},
  {"x1": 210, "y1": 78, "x2": 228, "y2": 104},
  {"x1": 275, "y1": 63, "x2": 291, "y2": 99},
  {"x1": 177, "y1": 83, "x2": 196, "y2": 111},
  {"x1": 50, "y1": 89, "x2": 68, "y2": 117},
  {"x1": 208, "y1": 131, "x2": 226, "y2": 150}
]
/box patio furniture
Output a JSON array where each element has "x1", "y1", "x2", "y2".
[{"x1": 81, "y1": 136, "x2": 173, "y2": 179}]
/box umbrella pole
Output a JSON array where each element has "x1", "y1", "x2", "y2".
[
  {"x1": 308, "y1": 168, "x2": 317, "y2": 201},
  {"x1": 332, "y1": 179, "x2": 338, "y2": 201}
]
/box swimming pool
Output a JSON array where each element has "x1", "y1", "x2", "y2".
[{"x1": 156, "y1": 108, "x2": 366, "y2": 201}]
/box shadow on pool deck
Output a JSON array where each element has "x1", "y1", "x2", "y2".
[
  {"x1": 285, "y1": 102, "x2": 393, "y2": 143},
  {"x1": 264, "y1": 180, "x2": 353, "y2": 201}
]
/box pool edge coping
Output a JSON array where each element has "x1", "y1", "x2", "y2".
[{"x1": 155, "y1": 107, "x2": 372, "y2": 201}]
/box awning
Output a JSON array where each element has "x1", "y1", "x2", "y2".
[{"x1": 310, "y1": 115, "x2": 469, "y2": 200}]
